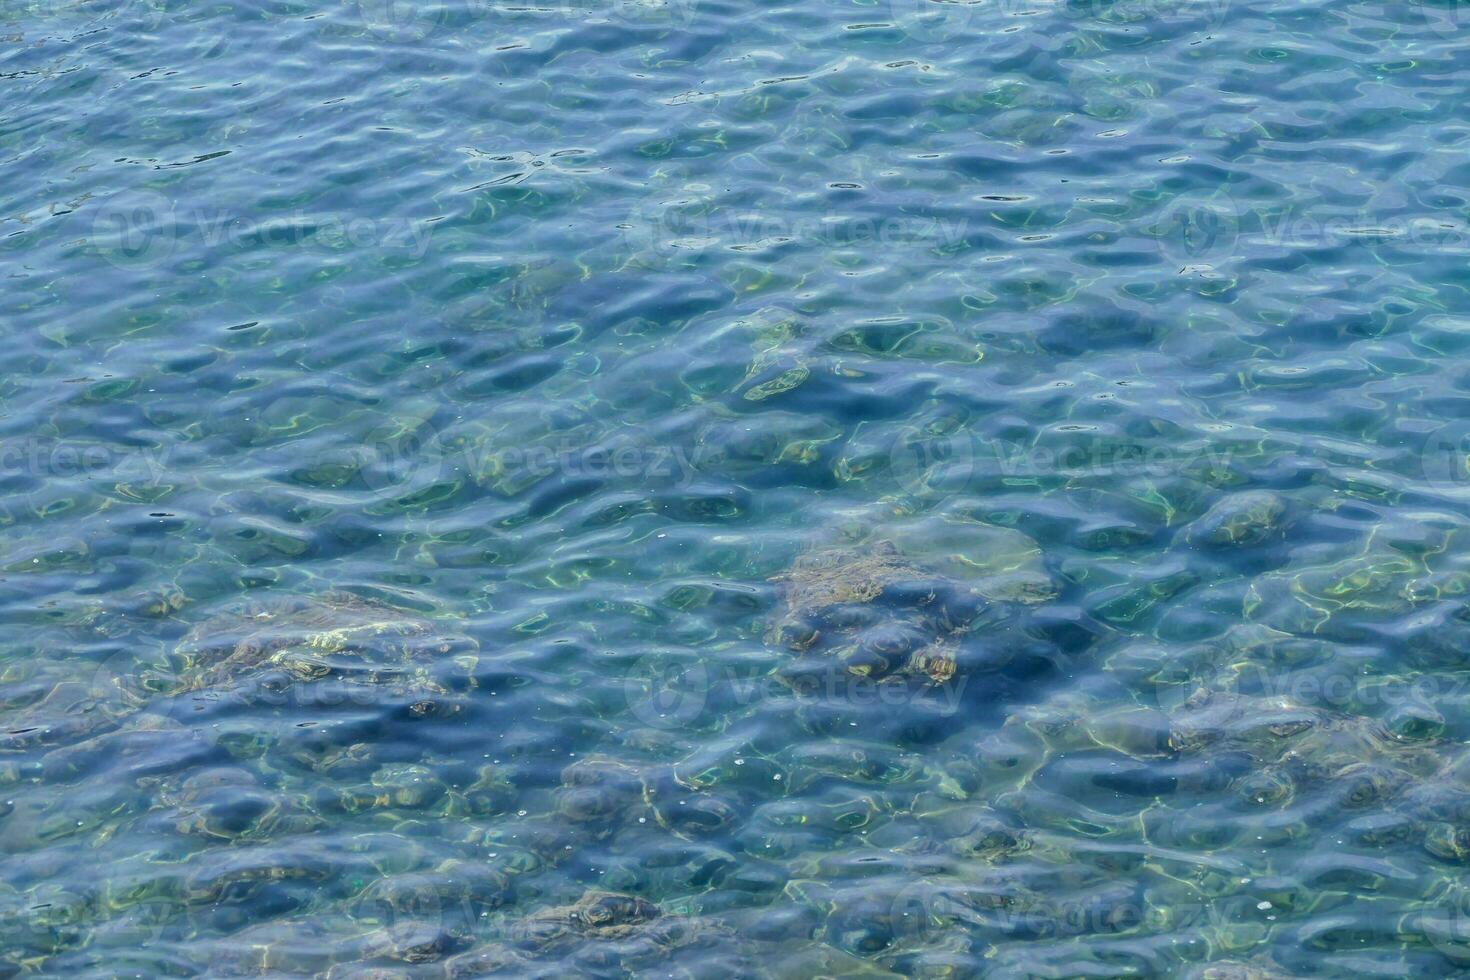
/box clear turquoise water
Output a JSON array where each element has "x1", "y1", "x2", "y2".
[{"x1": 5, "y1": 0, "x2": 1470, "y2": 976}]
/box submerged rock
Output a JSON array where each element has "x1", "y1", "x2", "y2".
[
  {"x1": 351, "y1": 862, "x2": 509, "y2": 940},
  {"x1": 498, "y1": 889, "x2": 735, "y2": 971},
  {"x1": 918, "y1": 802, "x2": 1032, "y2": 862},
  {"x1": 1166, "y1": 688, "x2": 1441, "y2": 777},
  {"x1": 441, "y1": 943, "x2": 532, "y2": 977},
  {"x1": 1422, "y1": 822, "x2": 1470, "y2": 862},
  {"x1": 767, "y1": 541, "x2": 988, "y2": 688},
  {"x1": 354, "y1": 921, "x2": 463, "y2": 964},
  {"x1": 1395, "y1": 749, "x2": 1470, "y2": 862},
  {"x1": 510, "y1": 890, "x2": 661, "y2": 945},
  {"x1": 0, "y1": 679, "x2": 141, "y2": 754},
  {"x1": 556, "y1": 755, "x2": 644, "y2": 827},
  {"x1": 148, "y1": 765, "x2": 320, "y2": 841},
  {"x1": 1165, "y1": 690, "x2": 1325, "y2": 758},
  {"x1": 1184, "y1": 491, "x2": 1288, "y2": 549},
  {"x1": 772, "y1": 541, "x2": 928, "y2": 613},
  {"x1": 172, "y1": 591, "x2": 475, "y2": 694},
  {"x1": 1242, "y1": 515, "x2": 1470, "y2": 643},
  {"x1": 556, "y1": 755, "x2": 740, "y2": 840},
  {"x1": 0, "y1": 592, "x2": 475, "y2": 776}
]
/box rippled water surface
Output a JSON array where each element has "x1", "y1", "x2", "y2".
[{"x1": 6, "y1": 0, "x2": 1470, "y2": 975}]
